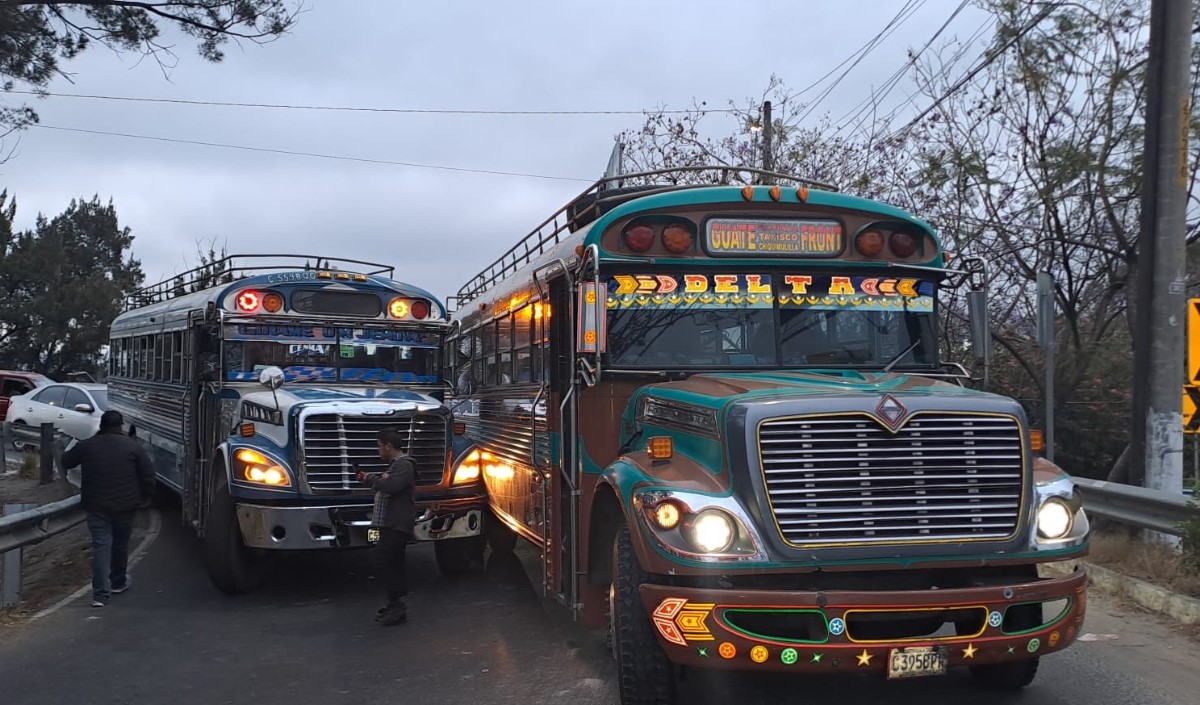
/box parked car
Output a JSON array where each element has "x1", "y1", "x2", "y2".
[
  {"x1": 0, "y1": 370, "x2": 53, "y2": 422},
  {"x1": 7, "y1": 383, "x2": 109, "y2": 449}
]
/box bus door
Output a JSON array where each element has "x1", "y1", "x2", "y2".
[
  {"x1": 549, "y1": 270, "x2": 588, "y2": 611},
  {"x1": 184, "y1": 313, "x2": 224, "y2": 533}
]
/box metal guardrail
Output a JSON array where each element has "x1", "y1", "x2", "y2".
[
  {"x1": 1075, "y1": 477, "x2": 1200, "y2": 536},
  {"x1": 0, "y1": 496, "x2": 85, "y2": 554},
  {"x1": 1, "y1": 421, "x2": 82, "y2": 606}
]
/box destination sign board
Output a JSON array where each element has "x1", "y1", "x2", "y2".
[{"x1": 705, "y1": 218, "x2": 844, "y2": 257}]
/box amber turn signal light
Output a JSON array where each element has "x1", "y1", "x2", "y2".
[
  {"x1": 653, "y1": 501, "x2": 682, "y2": 530},
  {"x1": 647, "y1": 436, "x2": 674, "y2": 460}
]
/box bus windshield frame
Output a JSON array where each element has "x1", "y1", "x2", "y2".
[
  {"x1": 222, "y1": 324, "x2": 442, "y2": 385},
  {"x1": 602, "y1": 272, "x2": 939, "y2": 372}
]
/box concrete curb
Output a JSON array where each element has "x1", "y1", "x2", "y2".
[{"x1": 1045, "y1": 560, "x2": 1200, "y2": 626}]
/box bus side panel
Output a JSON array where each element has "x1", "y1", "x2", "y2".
[{"x1": 108, "y1": 378, "x2": 188, "y2": 492}]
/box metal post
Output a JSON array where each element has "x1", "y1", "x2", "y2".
[
  {"x1": 1037, "y1": 271, "x2": 1056, "y2": 463},
  {"x1": 761, "y1": 101, "x2": 774, "y2": 181},
  {"x1": 1134, "y1": 0, "x2": 1190, "y2": 539},
  {"x1": 38, "y1": 423, "x2": 54, "y2": 485},
  {"x1": 1, "y1": 503, "x2": 37, "y2": 607}
]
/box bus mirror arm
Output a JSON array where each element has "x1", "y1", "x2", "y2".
[{"x1": 577, "y1": 358, "x2": 597, "y2": 388}]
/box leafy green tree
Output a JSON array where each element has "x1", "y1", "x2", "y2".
[
  {"x1": 0, "y1": 1, "x2": 300, "y2": 135},
  {"x1": 0, "y1": 195, "x2": 144, "y2": 378}
]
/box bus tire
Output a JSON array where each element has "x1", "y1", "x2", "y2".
[
  {"x1": 204, "y1": 480, "x2": 267, "y2": 595},
  {"x1": 485, "y1": 507, "x2": 518, "y2": 555},
  {"x1": 969, "y1": 603, "x2": 1041, "y2": 689},
  {"x1": 434, "y1": 536, "x2": 483, "y2": 577},
  {"x1": 611, "y1": 523, "x2": 676, "y2": 705}
]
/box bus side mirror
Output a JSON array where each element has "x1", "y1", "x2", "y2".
[
  {"x1": 259, "y1": 366, "x2": 286, "y2": 391},
  {"x1": 967, "y1": 290, "x2": 992, "y2": 366}
]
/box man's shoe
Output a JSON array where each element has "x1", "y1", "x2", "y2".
[
  {"x1": 377, "y1": 601, "x2": 407, "y2": 626},
  {"x1": 91, "y1": 599, "x2": 107, "y2": 608},
  {"x1": 111, "y1": 576, "x2": 132, "y2": 594}
]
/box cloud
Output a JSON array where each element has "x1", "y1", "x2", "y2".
[{"x1": 1, "y1": 0, "x2": 988, "y2": 304}]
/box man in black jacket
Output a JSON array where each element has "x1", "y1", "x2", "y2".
[
  {"x1": 62, "y1": 410, "x2": 155, "y2": 607},
  {"x1": 356, "y1": 428, "x2": 416, "y2": 626}
]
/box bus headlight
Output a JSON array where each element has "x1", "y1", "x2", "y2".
[
  {"x1": 688, "y1": 510, "x2": 736, "y2": 553},
  {"x1": 635, "y1": 490, "x2": 764, "y2": 561},
  {"x1": 1037, "y1": 498, "x2": 1073, "y2": 540},
  {"x1": 235, "y1": 448, "x2": 292, "y2": 487},
  {"x1": 451, "y1": 449, "x2": 492, "y2": 486}
]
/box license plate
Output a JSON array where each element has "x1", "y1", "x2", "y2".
[
  {"x1": 887, "y1": 646, "x2": 948, "y2": 679},
  {"x1": 367, "y1": 528, "x2": 380, "y2": 543}
]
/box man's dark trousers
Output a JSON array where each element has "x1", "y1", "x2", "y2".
[
  {"x1": 87, "y1": 510, "x2": 134, "y2": 601},
  {"x1": 376, "y1": 529, "x2": 409, "y2": 603}
]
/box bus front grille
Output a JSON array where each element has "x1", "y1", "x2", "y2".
[
  {"x1": 758, "y1": 413, "x2": 1024, "y2": 546},
  {"x1": 301, "y1": 413, "x2": 447, "y2": 493}
]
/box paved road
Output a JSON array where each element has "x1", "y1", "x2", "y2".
[{"x1": 1, "y1": 507, "x2": 1197, "y2": 705}]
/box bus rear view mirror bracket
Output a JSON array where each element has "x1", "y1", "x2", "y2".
[{"x1": 967, "y1": 290, "x2": 992, "y2": 367}]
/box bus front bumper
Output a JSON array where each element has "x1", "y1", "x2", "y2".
[
  {"x1": 638, "y1": 569, "x2": 1087, "y2": 674},
  {"x1": 236, "y1": 497, "x2": 484, "y2": 549}
]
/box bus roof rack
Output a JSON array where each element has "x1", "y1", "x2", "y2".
[
  {"x1": 126, "y1": 254, "x2": 395, "y2": 310},
  {"x1": 453, "y1": 166, "x2": 838, "y2": 308}
]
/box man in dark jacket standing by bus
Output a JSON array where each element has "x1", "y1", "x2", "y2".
[
  {"x1": 62, "y1": 410, "x2": 155, "y2": 607},
  {"x1": 356, "y1": 428, "x2": 415, "y2": 626}
]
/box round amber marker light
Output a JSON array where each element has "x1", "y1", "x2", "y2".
[
  {"x1": 661, "y1": 225, "x2": 693, "y2": 254},
  {"x1": 654, "y1": 502, "x2": 681, "y2": 530}
]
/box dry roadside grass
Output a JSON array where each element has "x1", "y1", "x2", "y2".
[{"x1": 1086, "y1": 532, "x2": 1200, "y2": 599}]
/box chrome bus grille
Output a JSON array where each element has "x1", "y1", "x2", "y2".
[
  {"x1": 301, "y1": 414, "x2": 447, "y2": 493},
  {"x1": 758, "y1": 414, "x2": 1024, "y2": 546}
]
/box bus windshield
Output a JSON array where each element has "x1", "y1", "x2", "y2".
[
  {"x1": 604, "y1": 273, "x2": 937, "y2": 370},
  {"x1": 223, "y1": 328, "x2": 440, "y2": 384}
]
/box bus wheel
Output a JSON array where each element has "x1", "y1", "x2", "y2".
[
  {"x1": 434, "y1": 536, "x2": 483, "y2": 577},
  {"x1": 485, "y1": 507, "x2": 518, "y2": 555},
  {"x1": 969, "y1": 604, "x2": 1041, "y2": 689},
  {"x1": 611, "y1": 523, "x2": 676, "y2": 705},
  {"x1": 204, "y1": 480, "x2": 267, "y2": 595}
]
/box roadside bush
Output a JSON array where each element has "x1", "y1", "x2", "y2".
[
  {"x1": 1182, "y1": 508, "x2": 1200, "y2": 575},
  {"x1": 17, "y1": 451, "x2": 37, "y2": 480}
]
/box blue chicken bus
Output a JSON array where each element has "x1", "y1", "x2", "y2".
[{"x1": 107, "y1": 255, "x2": 485, "y2": 593}]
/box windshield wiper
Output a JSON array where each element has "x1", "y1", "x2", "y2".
[{"x1": 881, "y1": 340, "x2": 922, "y2": 373}]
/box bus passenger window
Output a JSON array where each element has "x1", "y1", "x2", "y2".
[{"x1": 515, "y1": 348, "x2": 532, "y2": 383}]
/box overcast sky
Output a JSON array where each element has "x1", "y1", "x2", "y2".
[{"x1": 1, "y1": 0, "x2": 989, "y2": 303}]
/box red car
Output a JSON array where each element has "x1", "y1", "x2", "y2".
[{"x1": 0, "y1": 371, "x2": 53, "y2": 422}]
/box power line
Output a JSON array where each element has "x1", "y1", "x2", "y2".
[
  {"x1": 792, "y1": 0, "x2": 928, "y2": 125},
  {"x1": 7, "y1": 90, "x2": 727, "y2": 117},
  {"x1": 786, "y1": 0, "x2": 922, "y2": 100},
  {"x1": 30, "y1": 124, "x2": 592, "y2": 182},
  {"x1": 861, "y1": 17, "x2": 995, "y2": 136},
  {"x1": 832, "y1": 0, "x2": 972, "y2": 134},
  {"x1": 891, "y1": 1, "x2": 1066, "y2": 140}
]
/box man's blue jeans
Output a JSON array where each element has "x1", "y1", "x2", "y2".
[{"x1": 87, "y1": 511, "x2": 134, "y2": 601}]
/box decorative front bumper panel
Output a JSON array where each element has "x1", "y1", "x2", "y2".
[
  {"x1": 301, "y1": 413, "x2": 447, "y2": 493},
  {"x1": 640, "y1": 570, "x2": 1087, "y2": 673},
  {"x1": 758, "y1": 413, "x2": 1024, "y2": 546}
]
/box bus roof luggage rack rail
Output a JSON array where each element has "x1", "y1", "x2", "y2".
[
  {"x1": 452, "y1": 165, "x2": 838, "y2": 309},
  {"x1": 126, "y1": 254, "x2": 396, "y2": 310}
]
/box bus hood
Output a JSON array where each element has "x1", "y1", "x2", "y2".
[
  {"x1": 240, "y1": 386, "x2": 444, "y2": 418},
  {"x1": 637, "y1": 369, "x2": 1015, "y2": 413}
]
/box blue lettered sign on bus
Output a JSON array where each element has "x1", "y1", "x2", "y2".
[{"x1": 705, "y1": 218, "x2": 844, "y2": 257}]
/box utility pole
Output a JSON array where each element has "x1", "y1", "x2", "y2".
[
  {"x1": 1131, "y1": 0, "x2": 1189, "y2": 531},
  {"x1": 761, "y1": 100, "x2": 774, "y2": 181},
  {"x1": 1037, "y1": 271, "x2": 1056, "y2": 463}
]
